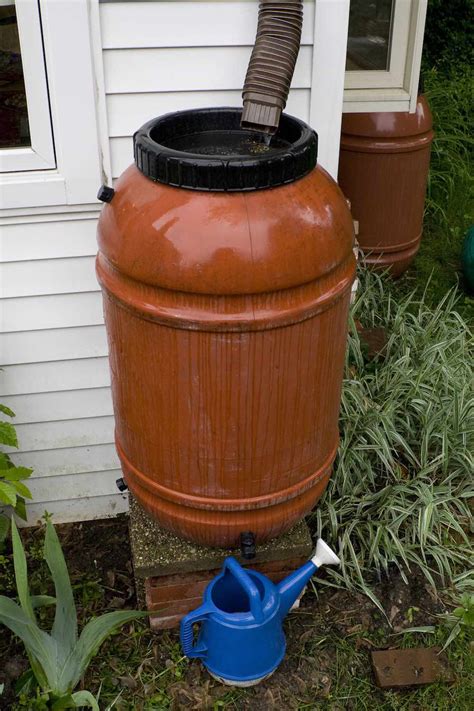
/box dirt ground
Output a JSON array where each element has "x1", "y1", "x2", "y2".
[{"x1": 0, "y1": 516, "x2": 470, "y2": 710}]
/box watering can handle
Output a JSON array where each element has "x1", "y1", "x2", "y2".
[
  {"x1": 223, "y1": 557, "x2": 264, "y2": 623},
  {"x1": 180, "y1": 603, "x2": 211, "y2": 659}
]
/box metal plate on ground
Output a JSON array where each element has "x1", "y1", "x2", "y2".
[{"x1": 371, "y1": 647, "x2": 452, "y2": 688}]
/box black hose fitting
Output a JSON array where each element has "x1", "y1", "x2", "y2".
[
  {"x1": 240, "y1": 531, "x2": 257, "y2": 559},
  {"x1": 242, "y1": 0, "x2": 304, "y2": 134},
  {"x1": 116, "y1": 477, "x2": 128, "y2": 492},
  {"x1": 97, "y1": 185, "x2": 115, "y2": 203}
]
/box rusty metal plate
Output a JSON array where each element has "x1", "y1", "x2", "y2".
[{"x1": 371, "y1": 647, "x2": 452, "y2": 688}]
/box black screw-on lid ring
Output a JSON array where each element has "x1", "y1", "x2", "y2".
[{"x1": 133, "y1": 107, "x2": 317, "y2": 192}]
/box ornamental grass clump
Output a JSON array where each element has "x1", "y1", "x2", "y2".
[
  {"x1": 314, "y1": 272, "x2": 474, "y2": 606},
  {"x1": 0, "y1": 519, "x2": 144, "y2": 710}
]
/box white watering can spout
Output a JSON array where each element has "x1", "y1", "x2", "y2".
[{"x1": 311, "y1": 538, "x2": 341, "y2": 569}]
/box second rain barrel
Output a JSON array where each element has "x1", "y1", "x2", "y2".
[
  {"x1": 338, "y1": 96, "x2": 434, "y2": 277},
  {"x1": 97, "y1": 108, "x2": 355, "y2": 547}
]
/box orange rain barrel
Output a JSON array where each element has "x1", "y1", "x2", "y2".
[
  {"x1": 338, "y1": 96, "x2": 434, "y2": 277},
  {"x1": 97, "y1": 109, "x2": 355, "y2": 547}
]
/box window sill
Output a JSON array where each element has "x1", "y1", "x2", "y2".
[{"x1": 343, "y1": 88, "x2": 412, "y2": 114}]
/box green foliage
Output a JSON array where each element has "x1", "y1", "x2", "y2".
[
  {"x1": 424, "y1": 67, "x2": 474, "y2": 231},
  {"x1": 0, "y1": 405, "x2": 33, "y2": 547},
  {"x1": 0, "y1": 519, "x2": 145, "y2": 709},
  {"x1": 401, "y1": 592, "x2": 474, "y2": 653},
  {"x1": 422, "y1": 0, "x2": 474, "y2": 74},
  {"x1": 400, "y1": 55, "x2": 474, "y2": 320},
  {"x1": 438, "y1": 592, "x2": 474, "y2": 650},
  {"x1": 313, "y1": 271, "x2": 474, "y2": 607}
]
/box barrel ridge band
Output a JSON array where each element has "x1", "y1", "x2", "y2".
[
  {"x1": 96, "y1": 253, "x2": 356, "y2": 332},
  {"x1": 117, "y1": 437, "x2": 338, "y2": 512}
]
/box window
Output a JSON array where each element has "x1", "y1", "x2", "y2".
[
  {"x1": 0, "y1": 0, "x2": 107, "y2": 211},
  {"x1": 0, "y1": 0, "x2": 55, "y2": 172},
  {"x1": 343, "y1": 0, "x2": 427, "y2": 113},
  {"x1": 0, "y1": 2, "x2": 30, "y2": 149}
]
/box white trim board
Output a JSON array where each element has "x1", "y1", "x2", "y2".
[{"x1": 310, "y1": 0, "x2": 350, "y2": 177}]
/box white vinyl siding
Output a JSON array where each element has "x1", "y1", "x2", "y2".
[
  {"x1": 1, "y1": 0, "x2": 351, "y2": 525},
  {"x1": 102, "y1": 1, "x2": 316, "y2": 180},
  {"x1": 0, "y1": 212, "x2": 125, "y2": 524}
]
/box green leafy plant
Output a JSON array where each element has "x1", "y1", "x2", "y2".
[
  {"x1": 399, "y1": 593, "x2": 474, "y2": 651},
  {"x1": 313, "y1": 271, "x2": 474, "y2": 609},
  {"x1": 441, "y1": 593, "x2": 474, "y2": 648},
  {"x1": 0, "y1": 518, "x2": 144, "y2": 710},
  {"x1": 0, "y1": 404, "x2": 33, "y2": 546}
]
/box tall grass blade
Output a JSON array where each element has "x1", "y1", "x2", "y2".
[{"x1": 44, "y1": 519, "x2": 78, "y2": 655}]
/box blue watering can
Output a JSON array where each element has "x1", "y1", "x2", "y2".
[{"x1": 180, "y1": 539, "x2": 340, "y2": 686}]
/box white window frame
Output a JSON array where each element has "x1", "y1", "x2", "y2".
[
  {"x1": 0, "y1": 0, "x2": 109, "y2": 211},
  {"x1": 343, "y1": 0, "x2": 427, "y2": 113},
  {"x1": 0, "y1": 0, "x2": 56, "y2": 172}
]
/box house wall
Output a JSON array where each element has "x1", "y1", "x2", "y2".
[{"x1": 0, "y1": 0, "x2": 349, "y2": 524}]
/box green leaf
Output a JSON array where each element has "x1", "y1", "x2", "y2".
[
  {"x1": 70, "y1": 690, "x2": 100, "y2": 710},
  {"x1": 51, "y1": 695, "x2": 76, "y2": 710},
  {"x1": 395, "y1": 625, "x2": 436, "y2": 635},
  {"x1": 59, "y1": 611, "x2": 145, "y2": 691},
  {"x1": 0, "y1": 515, "x2": 10, "y2": 544},
  {"x1": 2, "y1": 466, "x2": 33, "y2": 482},
  {"x1": 0, "y1": 421, "x2": 18, "y2": 448},
  {"x1": 51, "y1": 690, "x2": 100, "y2": 710},
  {"x1": 11, "y1": 519, "x2": 36, "y2": 622},
  {"x1": 0, "y1": 452, "x2": 13, "y2": 469},
  {"x1": 441, "y1": 622, "x2": 462, "y2": 650},
  {"x1": 4, "y1": 526, "x2": 52, "y2": 692},
  {"x1": 0, "y1": 595, "x2": 58, "y2": 691},
  {"x1": 0, "y1": 404, "x2": 15, "y2": 418},
  {"x1": 14, "y1": 496, "x2": 27, "y2": 521},
  {"x1": 31, "y1": 595, "x2": 56, "y2": 609},
  {"x1": 44, "y1": 520, "x2": 78, "y2": 655},
  {"x1": 0, "y1": 481, "x2": 17, "y2": 506},
  {"x1": 11, "y1": 480, "x2": 32, "y2": 499},
  {"x1": 14, "y1": 668, "x2": 37, "y2": 696}
]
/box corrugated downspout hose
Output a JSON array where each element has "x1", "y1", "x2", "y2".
[{"x1": 241, "y1": 0, "x2": 303, "y2": 134}]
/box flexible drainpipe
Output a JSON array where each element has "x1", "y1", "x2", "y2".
[{"x1": 241, "y1": 0, "x2": 304, "y2": 134}]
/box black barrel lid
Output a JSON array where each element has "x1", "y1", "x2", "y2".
[{"x1": 133, "y1": 107, "x2": 317, "y2": 192}]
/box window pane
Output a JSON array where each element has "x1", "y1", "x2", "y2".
[
  {"x1": 346, "y1": 0, "x2": 395, "y2": 71},
  {"x1": 0, "y1": 0, "x2": 30, "y2": 148}
]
